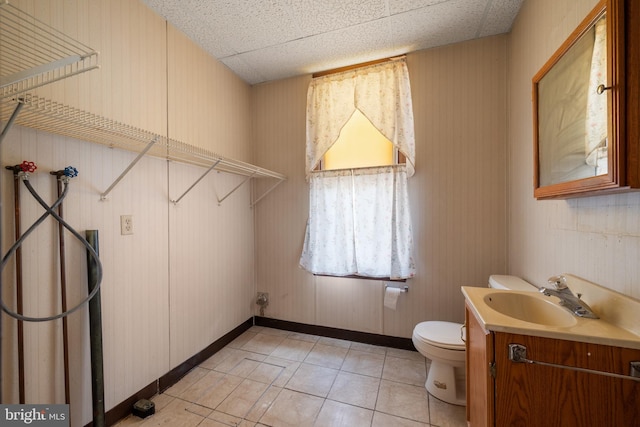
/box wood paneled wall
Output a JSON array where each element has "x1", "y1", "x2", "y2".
[{"x1": 252, "y1": 35, "x2": 509, "y2": 338}]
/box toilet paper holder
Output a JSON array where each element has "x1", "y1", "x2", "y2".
[{"x1": 385, "y1": 285, "x2": 409, "y2": 293}]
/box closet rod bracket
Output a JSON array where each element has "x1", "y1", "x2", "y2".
[
  {"x1": 100, "y1": 137, "x2": 158, "y2": 200},
  {"x1": 171, "y1": 159, "x2": 222, "y2": 204},
  {"x1": 217, "y1": 171, "x2": 256, "y2": 205}
]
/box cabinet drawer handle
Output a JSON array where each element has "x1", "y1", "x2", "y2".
[
  {"x1": 460, "y1": 324, "x2": 466, "y2": 343},
  {"x1": 508, "y1": 344, "x2": 640, "y2": 382}
]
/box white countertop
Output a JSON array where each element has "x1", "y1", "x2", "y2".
[{"x1": 462, "y1": 285, "x2": 640, "y2": 350}]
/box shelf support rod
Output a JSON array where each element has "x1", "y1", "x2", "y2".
[
  {"x1": 171, "y1": 159, "x2": 221, "y2": 204},
  {"x1": 251, "y1": 178, "x2": 285, "y2": 208},
  {"x1": 0, "y1": 101, "x2": 24, "y2": 145},
  {"x1": 217, "y1": 171, "x2": 256, "y2": 205},
  {"x1": 100, "y1": 137, "x2": 158, "y2": 200}
]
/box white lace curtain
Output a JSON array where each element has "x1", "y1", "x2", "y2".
[
  {"x1": 300, "y1": 59, "x2": 416, "y2": 279},
  {"x1": 585, "y1": 17, "x2": 608, "y2": 171},
  {"x1": 305, "y1": 59, "x2": 415, "y2": 178},
  {"x1": 299, "y1": 167, "x2": 415, "y2": 279}
]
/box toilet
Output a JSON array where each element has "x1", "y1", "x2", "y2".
[{"x1": 412, "y1": 275, "x2": 535, "y2": 405}]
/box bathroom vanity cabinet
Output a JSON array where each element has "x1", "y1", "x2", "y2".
[{"x1": 465, "y1": 303, "x2": 640, "y2": 426}]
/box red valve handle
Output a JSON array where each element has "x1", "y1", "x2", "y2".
[{"x1": 19, "y1": 161, "x2": 37, "y2": 173}]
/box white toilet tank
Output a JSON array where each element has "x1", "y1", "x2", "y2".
[{"x1": 488, "y1": 275, "x2": 536, "y2": 291}]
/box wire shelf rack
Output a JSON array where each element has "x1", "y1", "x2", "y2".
[
  {"x1": 0, "y1": 0, "x2": 99, "y2": 99},
  {"x1": 0, "y1": 1, "x2": 285, "y2": 204}
]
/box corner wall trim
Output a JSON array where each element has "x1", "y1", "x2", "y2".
[
  {"x1": 158, "y1": 318, "x2": 254, "y2": 392},
  {"x1": 85, "y1": 317, "x2": 253, "y2": 427},
  {"x1": 254, "y1": 316, "x2": 415, "y2": 351}
]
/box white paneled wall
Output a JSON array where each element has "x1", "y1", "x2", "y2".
[
  {"x1": 167, "y1": 162, "x2": 255, "y2": 368},
  {"x1": 507, "y1": 0, "x2": 640, "y2": 298},
  {"x1": 1, "y1": 125, "x2": 170, "y2": 424},
  {"x1": 253, "y1": 35, "x2": 509, "y2": 338},
  {"x1": 1, "y1": 1, "x2": 254, "y2": 426}
]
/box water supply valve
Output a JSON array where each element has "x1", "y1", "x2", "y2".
[
  {"x1": 64, "y1": 166, "x2": 78, "y2": 178},
  {"x1": 20, "y1": 160, "x2": 36, "y2": 173}
]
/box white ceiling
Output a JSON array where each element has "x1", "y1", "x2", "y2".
[{"x1": 141, "y1": 0, "x2": 524, "y2": 85}]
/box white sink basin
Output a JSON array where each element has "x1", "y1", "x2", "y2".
[{"x1": 483, "y1": 292, "x2": 577, "y2": 327}]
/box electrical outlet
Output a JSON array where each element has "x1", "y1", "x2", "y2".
[{"x1": 120, "y1": 215, "x2": 133, "y2": 235}]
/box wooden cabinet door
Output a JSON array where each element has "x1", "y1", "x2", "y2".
[
  {"x1": 493, "y1": 332, "x2": 640, "y2": 426},
  {"x1": 466, "y1": 304, "x2": 495, "y2": 427}
]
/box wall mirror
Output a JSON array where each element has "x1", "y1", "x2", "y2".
[{"x1": 533, "y1": 0, "x2": 625, "y2": 199}]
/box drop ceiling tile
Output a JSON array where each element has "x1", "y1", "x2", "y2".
[
  {"x1": 385, "y1": 0, "x2": 486, "y2": 47},
  {"x1": 286, "y1": 0, "x2": 388, "y2": 37},
  {"x1": 230, "y1": 19, "x2": 414, "y2": 84},
  {"x1": 388, "y1": 0, "x2": 455, "y2": 15},
  {"x1": 142, "y1": 0, "x2": 523, "y2": 84},
  {"x1": 220, "y1": 55, "x2": 266, "y2": 85},
  {"x1": 477, "y1": 0, "x2": 524, "y2": 38}
]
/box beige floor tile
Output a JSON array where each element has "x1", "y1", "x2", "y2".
[
  {"x1": 200, "y1": 409, "x2": 244, "y2": 426},
  {"x1": 285, "y1": 363, "x2": 338, "y2": 397},
  {"x1": 150, "y1": 393, "x2": 175, "y2": 411},
  {"x1": 215, "y1": 378, "x2": 270, "y2": 418},
  {"x1": 341, "y1": 349, "x2": 385, "y2": 377},
  {"x1": 138, "y1": 397, "x2": 206, "y2": 427},
  {"x1": 245, "y1": 386, "x2": 283, "y2": 422},
  {"x1": 184, "y1": 402, "x2": 213, "y2": 418},
  {"x1": 317, "y1": 336, "x2": 352, "y2": 349},
  {"x1": 249, "y1": 361, "x2": 285, "y2": 384},
  {"x1": 180, "y1": 370, "x2": 226, "y2": 403},
  {"x1": 287, "y1": 332, "x2": 320, "y2": 343},
  {"x1": 350, "y1": 342, "x2": 387, "y2": 355},
  {"x1": 270, "y1": 337, "x2": 315, "y2": 361},
  {"x1": 376, "y1": 380, "x2": 430, "y2": 423},
  {"x1": 213, "y1": 349, "x2": 266, "y2": 373},
  {"x1": 115, "y1": 328, "x2": 468, "y2": 427},
  {"x1": 386, "y1": 347, "x2": 425, "y2": 362},
  {"x1": 163, "y1": 367, "x2": 210, "y2": 398},
  {"x1": 304, "y1": 343, "x2": 348, "y2": 369},
  {"x1": 242, "y1": 333, "x2": 286, "y2": 355},
  {"x1": 259, "y1": 389, "x2": 324, "y2": 427},
  {"x1": 228, "y1": 358, "x2": 262, "y2": 378},
  {"x1": 196, "y1": 374, "x2": 244, "y2": 409},
  {"x1": 314, "y1": 400, "x2": 374, "y2": 427},
  {"x1": 250, "y1": 326, "x2": 290, "y2": 337},
  {"x1": 372, "y1": 411, "x2": 429, "y2": 427},
  {"x1": 198, "y1": 419, "x2": 232, "y2": 427},
  {"x1": 428, "y1": 394, "x2": 467, "y2": 427},
  {"x1": 227, "y1": 331, "x2": 259, "y2": 349},
  {"x1": 199, "y1": 347, "x2": 235, "y2": 370},
  {"x1": 382, "y1": 355, "x2": 427, "y2": 386},
  {"x1": 264, "y1": 356, "x2": 301, "y2": 388},
  {"x1": 327, "y1": 371, "x2": 380, "y2": 409}
]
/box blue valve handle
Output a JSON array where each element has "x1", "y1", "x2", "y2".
[{"x1": 64, "y1": 166, "x2": 78, "y2": 178}]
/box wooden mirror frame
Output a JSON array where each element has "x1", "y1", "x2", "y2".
[{"x1": 532, "y1": 0, "x2": 626, "y2": 199}]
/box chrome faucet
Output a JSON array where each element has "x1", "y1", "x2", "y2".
[{"x1": 539, "y1": 275, "x2": 599, "y2": 319}]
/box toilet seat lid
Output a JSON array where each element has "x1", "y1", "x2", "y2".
[{"x1": 414, "y1": 321, "x2": 465, "y2": 350}]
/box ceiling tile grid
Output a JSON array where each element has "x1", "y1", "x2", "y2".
[{"x1": 141, "y1": 0, "x2": 523, "y2": 85}]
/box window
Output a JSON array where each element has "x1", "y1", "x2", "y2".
[
  {"x1": 321, "y1": 109, "x2": 395, "y2": 170},
  {"x1": 299, "y1": 59, "x2": 416, "y2": 280}
]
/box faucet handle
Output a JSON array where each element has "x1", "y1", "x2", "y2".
[{"x1": 547, "y1": 275, "x2": 568, "y2": 290}]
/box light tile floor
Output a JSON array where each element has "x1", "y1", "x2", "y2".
[{"x1": 114, "y1": 326, "x2": 466, "y2": 427}]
